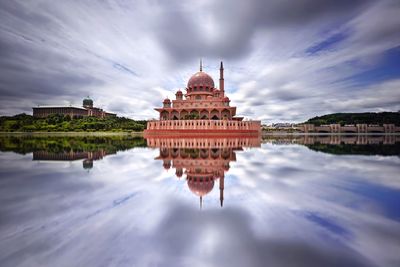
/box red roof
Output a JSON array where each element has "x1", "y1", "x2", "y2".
[{"x1": 187, "y1": 71, "x2": 215, "y2": 88}]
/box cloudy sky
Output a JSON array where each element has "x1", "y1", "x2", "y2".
[{"x1": 0, "y1": 0, "x2": 399, "y2": 123}]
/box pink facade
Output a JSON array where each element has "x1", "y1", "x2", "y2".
[{"x1": 145, "y1": 61, "x2": 261, "y2": 135}]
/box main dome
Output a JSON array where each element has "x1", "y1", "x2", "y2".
[{"x1": 187, "y1": 71, "x2": 215, "y2": 89}]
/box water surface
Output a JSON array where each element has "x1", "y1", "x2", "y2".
[{"x1": 0, "y1": 134, "x2": 399, "y2": 267}]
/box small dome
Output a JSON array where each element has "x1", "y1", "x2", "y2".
[
  {"x1": 176, "y1": 90, "x2": 182, "y2": 95},
  {"x1": 187, "y1": 71, "x2": 215, "y2": 89},
  {"x1": 163, "y1": 98, "x2": 171, "y2": 103},
  {"x1": 223, "y1": 97, "x2": 230, "y2": 101},
  {"x1": 83, "y1": 97, "x2": 93, "y2": 107}
]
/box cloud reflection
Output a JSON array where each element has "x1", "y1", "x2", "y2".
[{"x1": 0, "y1": 135, "x2": 399, "y2": 266}]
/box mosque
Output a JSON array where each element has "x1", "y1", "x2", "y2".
[{"x1": 145, "y1": 61, "x2": 261, "y2": 135}]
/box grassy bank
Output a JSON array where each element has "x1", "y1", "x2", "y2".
[
  {"x1": 306, "y1": 112, "x2": 400, "y2": 126},
  {"x1": 0, "y1": 113, "x2": 146, "y2": 132},
  {"x1": 0, "y1": 132, "x2": 143, "y2": 137}
]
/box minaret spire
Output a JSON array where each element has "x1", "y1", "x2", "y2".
[
  {"x1": 200, "y1": 58, "x2": 203, "y2": 72},
  {"x1": 200, "y1": 196, "x2": 203, "y2": 210},
  {"x1": 219, "y1": 61, "x2": 224, "y2": 96}
]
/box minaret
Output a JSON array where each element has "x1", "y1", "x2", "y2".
[
  {"x1": 200, "y1": 58, "x2": 203, "y2": 72},
  {"x1": 200, "y1": 196, "x2": 203, "y2": 210},
  {"x1": 219, "y1": 61, "x2": 224, "y2": 97},
  {"x1": 219, "y1": 175, "x2": 224, "y2": 207}
]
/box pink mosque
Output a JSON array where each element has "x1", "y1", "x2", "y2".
[{"x1": 144, "y1": 61, "x2": 261, "y2": 136}]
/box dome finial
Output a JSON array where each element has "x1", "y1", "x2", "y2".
[{"x1": 200, "y1": 58, "x2": 202, "y2": 72}]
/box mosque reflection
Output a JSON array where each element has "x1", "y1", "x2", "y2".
[{"x1": 147, "y1": 137, "x2": 261, "y2": 208}]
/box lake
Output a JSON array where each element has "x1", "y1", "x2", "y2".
[{"x1": 0, "y1": 134, "x2": 399, "y2": 267}]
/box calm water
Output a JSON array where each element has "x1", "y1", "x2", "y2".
[{"x1": 0, "y1": 134, "x2": 399, "y2": 267}]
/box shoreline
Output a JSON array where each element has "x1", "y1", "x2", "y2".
[
  {"x1": 262, "y1": 132, "x2": 400, "y2": 136},
  {"x1": 0, "y1": 131, "x2": 399, "y2": 137},
  {"x1": 0, "y1": 131, "x2": 144, "y2": 136}
]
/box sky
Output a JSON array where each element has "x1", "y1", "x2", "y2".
[{"x1": 0, "y1": 0, "x2": 399, "y2": 123}]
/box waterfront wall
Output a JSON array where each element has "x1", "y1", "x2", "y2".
[{"x1": 146, "y1": 120, "x2": 261, "y2": 134}]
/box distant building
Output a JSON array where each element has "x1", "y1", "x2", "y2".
[
  {"x1": 298, "y1": 123, "x2": 399, "y2": 133},
  {"x1": 32, "y1": 97, "x2": 116, "y2": 118},
  {"x1": 271, "y1": 123, "x2": 295, "y2": 128}
]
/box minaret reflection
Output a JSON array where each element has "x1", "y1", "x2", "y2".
[{"x1": 147, "y1": 137, "x2": 261, "y2": 208}]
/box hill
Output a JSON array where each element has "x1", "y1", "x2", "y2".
[{"x1": 305, "y1": 112, "x2": 400, "y2": 126}]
